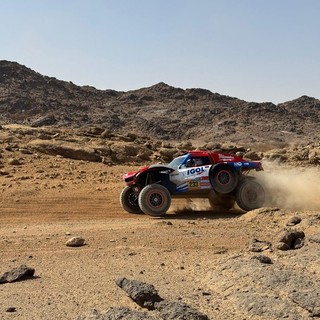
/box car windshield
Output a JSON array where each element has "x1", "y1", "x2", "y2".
[{"x1": 168, "y1": 155, "x2": 188, "y2": 170}]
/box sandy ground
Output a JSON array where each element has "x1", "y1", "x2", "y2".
[{"x1": 1, "y1": 155, "x2": 319, "y2": 319}]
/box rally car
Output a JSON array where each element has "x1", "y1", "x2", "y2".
[{"x1": 120, "y1": 150, "x2": 265, "y2": 216}]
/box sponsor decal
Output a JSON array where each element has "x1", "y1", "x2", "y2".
[
  {"x1": 187, "y1": 167, "x2": 205, "y2": 175},
  {"x1": 218, "y1": 154, "x2": 235, "y2": 161},
  {"x1": 234, "y1": 162, "x2": 243, "y2": 167}
]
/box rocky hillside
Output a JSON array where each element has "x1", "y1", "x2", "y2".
[{"x1": 1, "y1": 60, "x2": 319, "y2": 147}]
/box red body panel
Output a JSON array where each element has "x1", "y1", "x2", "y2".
[{"x1": 185, "y1": 151, "x2": 247, "y2": 164}]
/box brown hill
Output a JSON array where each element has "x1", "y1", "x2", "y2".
[{"x1": 1, "y1": 60, "x2": 319, "y2": 147}]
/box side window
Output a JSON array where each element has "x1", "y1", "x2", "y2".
[
  {"x1": 201, "y1": 157, "x2": 211, "y2": 165},
  {"x1": 185, "y1": 156, "x2": 211, "y2": 168},
  {"x1": 185, "y1": 158, "x2": 196, "y2": 168},
  {"x1": 193, "y1": 158, "x2": 203, "y2": 166}
]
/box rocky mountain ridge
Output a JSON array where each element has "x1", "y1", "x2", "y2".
[
  {"x1": 1, "y1": 61, "x2": 320, "y2": 320},
  {"x1": 1, "y1": 60, "x2": 319, "y2": 147}
]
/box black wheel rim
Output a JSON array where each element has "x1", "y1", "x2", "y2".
[
  {"x1": 218, "y1": 170, "x2": 231, "y2": 185},
  {"x1": 149, "y1": 192, "x2": 163, "y2": 208},
  {"x1": 128, "y1": 193, "x2": 139, "y2": 207}
]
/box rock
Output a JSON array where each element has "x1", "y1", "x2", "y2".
[
  {"x1": 293, "y1": 237, "x2": 304, "y2": 249},
  {"x1": 8, "y1": 158, "x2": 22, "y2": 165},
  {"x1": 279, "y1": 230, "x2": 304, "y2": 245},
  {"x1": 286, "y1": 216, "x2": 302, "y2": 226},
  {"x1": 235, "y1": 151, "x2": 245, "y2": 158},
  {"x1": 19, "y1": 148, "x2": 33, "y2": 154},
  {"x1": 118, "y1": 135, "x2": 135, "y2": 142},
  {"x1": 155, "y1": 300, "x2": 209, "y2": 320},
  {"x1": 0, "y1": 265, "x2": 35, "y2": 284},
  {"x1": 248, "y1": 239, "x2": 271, "y2": 252},
  {"x1": 124, "y1": 145, "x2": 138, "y2": 156},
  {"x1": 65, "y1": 236, "x2": 85, "y2": 247},
  {"x1": 252, "y1": 255, "x2": 272, "y2": 264},
  {"x1": 244, "y1": 151, "x2": 261, "y2": 160},
  {"x1": 101, "y1": 129, "x2": 113, "y2": 138},
  {"x1": 159, "y1": 148, "x2": 178, "y2": 161},
  {"x1": 277, "y1": 230, "x2": 305, "y2": 250},
  {"x1": 203, "y1": 142, "x2": 221, "y2": 150},
  {"x1": 177, "y1": 141, "x2": 193, "y2": 150},
  {"x1": 94, "y1": 146, "x2": 112, "y2": 157},
  {"x1": 308, "y1": 150, "x2": 320, "y2": 164},
  {"x1": 78, "y1": 307, "x2": 157, "y2": 320},
  {"x1": 309, "y1": 233, "x2": 320, "y2": 244},
  {"x1": 82, "y1": 127, "x2": 105, "y2": 136},
  {"x1": 29, "y1": 141, "x2": 101, "y2": 162},
  {"x1": 137, "y1": 150, "x2": 152, "y2": 161},
  {"x1": 126, "y1": 133, "x2": 137, "y2": 141},
  {"x1": 31, "y1": 115, "x2": 57, "y2": 127},
  {"x1": 308, "y1": 215, "x2": 320, "y2": 227},
  {"x1": 268, "y1": 153, "x2": 288, "y2": 162},
  {"x1": 221, "y1": 144, "x2": 246, "y2": 154},
  {"x1": 5, "y1": 307, "x2": 17, "y2": 313},
  {"x1": 276, "y1": 242, "x2": 290, "y2": 251},
  {"x1": 37, "y1": 132, "x2": 54, "y2": 140},
  {"x1": 116, "y1": 277, "x2": 163, "y2": 310}
]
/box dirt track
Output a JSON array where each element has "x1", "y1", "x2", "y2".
[
  {"x1": 0, "y1": 160, "x2": 247, "y2": 319},
  {"x1": 1, "y1": 157, "x2": 320, "y2": 320}
]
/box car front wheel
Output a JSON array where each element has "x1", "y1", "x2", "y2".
[
  {"x1": 138, "y1": 184, "x2": 171, "y2": 217},
  {"x1": 120, "y1": 186, "x2": 143, "y2": 214}
]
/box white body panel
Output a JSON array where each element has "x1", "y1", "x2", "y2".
[{"x1": 169, "y1": 165, "x2": 212, "y2": 194}]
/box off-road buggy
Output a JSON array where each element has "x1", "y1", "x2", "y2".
[{"x1": 120, "y1": 150, "x2": 265, "y2": 216}]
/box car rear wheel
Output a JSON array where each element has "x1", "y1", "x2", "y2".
[
  {"x1": 236, "y1": 179, "x2": 265, "y2": 211},
  {"x1": 210, "y1": 164, "x2": 238, "y2": 194},
  {"x1": 138, "y1": 184, "x2": 171, "y2": 217},
  {"x1": 120, "y1": 186, "x2": 143, "y2": 214}
]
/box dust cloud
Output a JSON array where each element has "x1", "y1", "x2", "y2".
[
  {"x1": 259, "y1": 162, "x2": 320, "y2": 211},
  {"x1": 171, "y1": 199, "x2": 211, "y2": 214}
]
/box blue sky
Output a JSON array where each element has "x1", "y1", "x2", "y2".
[{"x1": 1, "y1": 0, "x2": 319, "y2": 103}]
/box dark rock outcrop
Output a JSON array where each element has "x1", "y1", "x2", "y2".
[
  {"x1": 116, "y1": 277, "x2": 163, "y2": 310},
  {"x1": 276, "y1": 230, "x2": 305, "y2": 250},
  {"x1": 0, "y1": 265, "x2": 35, "y2": 284}
]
